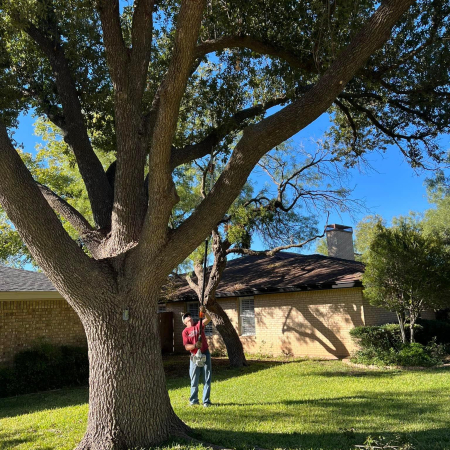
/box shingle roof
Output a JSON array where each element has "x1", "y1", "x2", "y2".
[
  {"x1": 0, "y1": 265, "x2": 57, "y2": 292},
  {"x1": 168, "y1": 252, "x2": 364, "y2": 301}
]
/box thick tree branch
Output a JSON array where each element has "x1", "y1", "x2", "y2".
[
  {"x1": 0, "y1": 121, "x2": 113, "y2": 305},
  {"x1": 96, "y1": 1, "x2": 153, "y2": 246},
  {"x1": 196, "y1": 36, "x2": 316, "y2": 73},
  {"x1": 162, "y1": 0, "x2": 415, "y2": 272},
  {"x1": 20, "y1": 20, "x2": 114, "y2": 229},
  {"x1": 96, "y1": 0, "x2": 129, "y2": 89},
  {"x1": 170, "y1": 96, "x2": 288, "y2": 169},
  {"x1": 130, "y1": 0, "x2": 155, "y2": 98},
  {"x1": 136, "y1": 0, "x2": 206, "y2": 264},
  {"x1": 37, "y1": 183, "x2": 94, "y2": 236},
  {"x1": 37, "y1": 183, "x2": 108, "y2": 258}
]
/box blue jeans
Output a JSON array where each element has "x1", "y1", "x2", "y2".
[{"x1": 189, "y1": 349, "x2": 212, "y2": 405}]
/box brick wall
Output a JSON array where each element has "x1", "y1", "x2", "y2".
[
  {"x1": 167, "y1": 288, "x2": 367, "y2": 358},
  {"x1": 0, "y1": 296, "x2": 86, "y2": 364},
  {"x1": 249, "y1": 288, "x2": 365, "y2": 358},
  {"x1": 362, "y1": 297, "x2": 398, "y2": 325}
]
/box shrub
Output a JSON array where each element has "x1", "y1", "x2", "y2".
[
  {"x1": 396, "y1": 342, "x2": 444, "y2": 367},
  {"x1": 350, "y1": 324, "x2": 445, "y2": 367},
  {"x1": 0, "y1": 343, "x2": 89, "y2": 398},
  {"x1": 350, "y1": 324, "x2": 423, "y2": 351},
  {"x1": 351, "y1": 341, "x2": 445, "y2": 367}
]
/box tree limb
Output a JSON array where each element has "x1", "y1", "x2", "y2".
[
  {"x1": 226, "y1": 218, "x2": 329, "y2": 257},
  {"x1": 170, "y1": 96, "x2": 289, "y2": 169},
  {"x1": 196, "y1": 35, "x2": 316, "y2": 73},
  {"x1": 19, "y1": 19, "x2": 114, "y2": 229},
  {"x1": 0, "y1": 120, "x2": 113, "y2": 305},
  {"x1": 36, "y1": 183, "x2": 94, "y2": 236},
  {"x1": 137, "y1": 0, "x2": 207, "y2": 262}
]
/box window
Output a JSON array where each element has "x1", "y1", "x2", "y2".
[
  {"x1": 157, "y1": 303, "x2": 166, "y2": 313},
  {"x1": 239, "y1": 296, "x2": 255, "y2": 336},
  {"x1": 187, "y1": 302, "x2": 213, "y2": 336}
]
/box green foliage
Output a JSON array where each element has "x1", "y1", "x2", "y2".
[
  {"x1": 354, "y1": 214, "x2": 385, "y2": 262},
  {"x1": 0, "y1": 343, "x2": 89, "y2": 397},
  {"x1": 362, "y1": 219, "x2": 450, "y2": 330},
  {"x1": 352, "y1": 341, "x2": 445, "y2": 368},
  {"x1": 350, "y1": 324, "x2": 446, "y2": 367},
  {"x1": 314, "y1": 236, "x2": 328, "y2": 255},
  {"x1": 350, "y1": 324, "x2": 423, "y2": 352}
]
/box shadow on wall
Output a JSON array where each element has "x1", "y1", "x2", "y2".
[{"x1": 281, "y1": 303, "x2": 364, "y2": 358}]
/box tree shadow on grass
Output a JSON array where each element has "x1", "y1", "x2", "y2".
[
  {"x1": 166, "y1": 356, "x2": 295, "y2": 389},
  {"x1": 313, "y1": 364, "x2": 450, "y2": 378},
  {"x1": 0, "y1": 386, "x2": 88, "y2": 420},
  {"x1": 0, "y1": 357, "x2": 288, "y2": 419},
  {"x1": 184, "y1": 387, "x2": 450, "y2": 450},
  {"x1": 185, "y1": 427, "x2": 450, "y2": 450},
  {"x1": 0, "y1": 431, "x2": 54, "y2": 450}
]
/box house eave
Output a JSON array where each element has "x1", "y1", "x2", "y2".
[
  {"x1": 0, "y1": 291, "x2": 62, "y2": 300},
  {"x1": 163, "y1": 280, "x2": 363, "y2": 303}
]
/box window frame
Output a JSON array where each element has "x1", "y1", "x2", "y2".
[{"x1": 239, "y1": 296, "x2": 256, "y2": 336}]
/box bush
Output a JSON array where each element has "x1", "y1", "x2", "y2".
[
  {"x1": 350, "y1": 324, "x2": 423, "y2": 351},
  {"x1": 0, "y1": 343, "x2": 89, "y2": 397},
  {"x1": 350, "y1": 324, "x2": 445, "y2": 367},
  {"x1": 351, "y1": 342, "x2": 444, "y2": 367}
]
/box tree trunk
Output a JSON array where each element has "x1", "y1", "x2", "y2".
[
  {"x1": 410, "y1": 308, "x2": 418, "y2": 344},
  {"x1": 396, "y1": 311, "x2": 406, "y2": 344},
  {"x1": 75, "y1": 291, "x2": 188, "y2": 450},
  {"x1": 206, "y1": 296, "x2": 248, "y2": 368}
]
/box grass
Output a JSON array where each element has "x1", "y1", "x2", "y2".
[{"x1": 0, "y1": 357, "x2": 449, "y2": 450}]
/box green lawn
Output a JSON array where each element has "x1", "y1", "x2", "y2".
[{"x1": 0, "y1": 358, "x2": 449, "y2": 450}]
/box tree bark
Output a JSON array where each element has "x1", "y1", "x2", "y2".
[
  {"x1": 76, "y1": 290, "x2": 188, "y2": 450},
  {"x1": 396, "y1": 311, "x2": 407, "y2": 344},
  {"x1": 206, "y1": 296, "x2": 248, "y2": 368}
]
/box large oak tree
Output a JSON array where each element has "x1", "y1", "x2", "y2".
[{"x1": 0, "y1": 0, "x2": 449, "y2": 448}]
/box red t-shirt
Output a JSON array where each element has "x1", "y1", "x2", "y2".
[{"x1": 182, "y1": 321, "x2": 209, "y2": 355}]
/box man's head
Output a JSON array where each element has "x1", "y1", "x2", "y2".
[{"x1": 182, "y1": 312, "x2": 194, "y2": 327}]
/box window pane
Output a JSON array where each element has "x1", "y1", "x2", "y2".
[{"x1": 240, "y1": 297, "x2": 255, "y2": 336}]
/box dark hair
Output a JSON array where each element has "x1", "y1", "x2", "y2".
[{"x1": 181, "y1": 312, "x2": 191, "y2": 322}]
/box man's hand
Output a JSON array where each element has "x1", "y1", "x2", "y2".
[{"x1": 195, "y1": 340, "x2": 202, "y2": 349}]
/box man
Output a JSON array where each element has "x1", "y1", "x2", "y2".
[{"x1": 182, "y1": 305, "x2": 212, "y2": 407}]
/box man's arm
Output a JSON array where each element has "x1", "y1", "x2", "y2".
[
  {"x1": 185, "y1": 343, "x2": 199, "y2": 351},
  {"x1": 200, "y1": 305, "x2": 212, "y2": 327}
]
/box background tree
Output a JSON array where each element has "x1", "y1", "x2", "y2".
[
  {"x1": 0, "y1": 0, "x2": 448, "y2": 448},
  {"x1": 183, "y1": 141, "x2": 355, "y2": 367},
  {"x1": 362, "y1": 219, "x2": 450, "y2": 343}
]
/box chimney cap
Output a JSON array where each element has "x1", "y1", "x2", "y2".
[{"x1": 325, "y1": 224, "x2": 353, "y2": 233}]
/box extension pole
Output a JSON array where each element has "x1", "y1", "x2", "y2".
[{"x1": 198, "y1": 154, "x2": 215, "y2": 339}]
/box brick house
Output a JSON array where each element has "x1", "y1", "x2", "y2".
[
  {"x1": 2, "y1": 225, "x2": 428, "y2": 362},
  {"x1": 163, "y1": 251, "x2": 396, "y2": 359},
  {"x1": 0, "y1": 265, "x2": 86, "y2": 364}
]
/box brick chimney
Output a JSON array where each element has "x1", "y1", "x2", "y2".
[{"x1": 325, "y1": 224, "x2": 355, "y2": 260}]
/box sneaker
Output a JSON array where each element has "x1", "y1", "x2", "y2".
[
  {"x1": 189, "y1": 402, "x2": 199, "y2": 407},
  {"x1": 203, "y1": 402, "x2": 213, "y2": 407}
]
